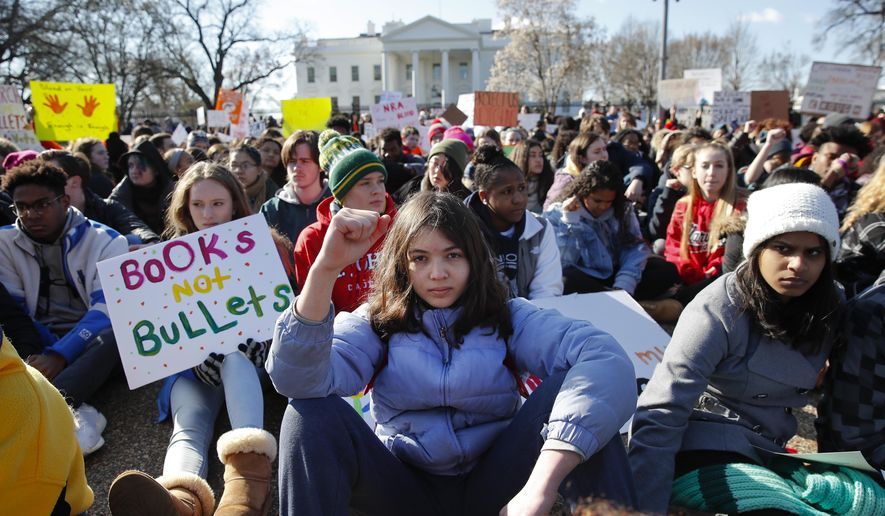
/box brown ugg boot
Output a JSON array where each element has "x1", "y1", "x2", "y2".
[
  {"x1": 108, "y1": 470, "x2": 215, "y2": 516},
  {"x1": 214, "y1": 428, "x2": 277, "y2": 516}
]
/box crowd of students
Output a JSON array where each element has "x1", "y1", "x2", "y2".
[{"x1": 0, "y1": 105, "x2": 883, "y2": 515}]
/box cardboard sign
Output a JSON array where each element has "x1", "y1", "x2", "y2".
[
  {"x1": 712, "y1": 91, "x2": 751, "y2": 127},
  {"x1": 683, "y1": 68, "x2": 722, "y2": 106},
  {"x1": 369, "y1": 97, "x2": 419, "y2": 130},
  {"x1": 206, "y1": 109, "x2": 229, "y2": 129},
  {"x1": 30, "y1": 81, "x2": 116, "y2": 140},
  {"x1": 440, "y1": 103, "x2": 468, "y2": 126},
  {"x1": 750, "y1": 90, "x2": 790, "y2": 121},
  {"x1": 281, "y1": 97, "x2": 332, "y2": 136},
  {"x1": 800, "y1": 61, "x2": 882, "y2": 119},
  {"x1": 215, "y1": 88, "x2": 245, "y2": 125},
  {"x1": 473, "y1": 91, "x2": 519, "y2": 127},
  {"x1": 658, "y1": 79, "x2": 699, "y2": 109},
  {"x1": 96, "y1": 215, "x2": 293, "y2": 389},
  {"x1": 531, "y1": 291, "x2": 671, "y2": 433},
  {"x1": 0, "y1": 85, "x2": 42, "y2": 150}
]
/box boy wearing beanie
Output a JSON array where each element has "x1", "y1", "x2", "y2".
[{"x1": 293, "y1": 130, "x2": 398, "y2": 312}]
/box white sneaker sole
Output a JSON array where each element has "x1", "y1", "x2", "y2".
[{"x1": 81, "y1": 435, "x2": 105, "y2": 456}]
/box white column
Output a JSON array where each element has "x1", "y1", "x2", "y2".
[
  {"x1": 381, "y1": 51, "x2": 389, "y2": 91},
  {"x1": 441, "y1": 50, "x2": 450, "y2": 106},
  {"x1": 472, "y1": 48, "x2": 481, "y2": 91},
  {"x1": 411, "y1": 51, "x2": 420, "y2": 101}
]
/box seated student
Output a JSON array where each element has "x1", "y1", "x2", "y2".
[
  {"x1": 466, "y1": 145, "x2": 562, "y2": 300},
  {"x1": 544, "y1": 132, "x2": 608, "y2": 211},
  {"x1": 0, "y1": 328, "x2": 93, "y2": 514},
  {"x1": 394, "y1": 138, "x2": 471, "y2": 204},
  {"x1": 228, "y1": 143, "x2": 279, "y2": 214},
  {"x1": 835, "y1": 158, "x2": 885, "y2": 299},
  {"x1": 269, "y1": 192, "x2": 638, "y2": 515},
  {"x1": 70, "y1": 137, "x2": 116, "y2": 198},
  {"x1": 108, "y1": 162, "x2": 279, "y2": 516},
  {"x1": 511, "y1": 139, "x2": 555, "y2": 213},
  {"x1": 545, "y1": 161, "x2": 678, "y2": 300},
  {"x1": 806, "y1": 125, "x2": 870, "y2": 219},
  {"x1": 738, "y1": 128, "x2": 792, "y2": 189},
  {"x1": 816, "y1": 282, "x2": 885, "y2": 478},
  {"x1": 261, "y1": 130, "x2": 331, "y2": 246},
  {"x1": 629, "y1": 183, "x2": 845, "y2": 513},
  {"x1": 0, "y1": 161, "x2": 128, "y2": 454},
  {"x1": 39, "y1": 150, "x2": 160, "y2": 246},
  {"x1": 378, "y1": 127, "x2": 425, "y2": 193},
  {"x1": 257, "y1": 136, "x2": 287, "y2": 187},
  {"x1": 294, "y1": 130, "x2": 397, "y2": 313},
  {"x1": 165, "y1": 148, "x2": 194, "y2": 179},
  {"x1": 645, "y1": 143, "x2": 697, "y2": 244},
  {"x1": 108, "y1": 140, "x2": 175, "y2": 236},
  {"x1": 400, "y1": 125, "x2": 424, "y2": 157}
]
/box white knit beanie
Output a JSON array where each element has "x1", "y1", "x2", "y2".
[{"x1": 742, "y1": 183, "x2": 840, "y2": 259}]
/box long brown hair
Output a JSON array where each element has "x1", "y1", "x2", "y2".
[
  {"x1": 368, "y1": 192, "x2": 512, "y2": 345},
  {"x1": 679, "y1": 142, "x2": 739, "y2": 260},
  {"x1": 842, "y1": 157, "x2": 885, "y2": 231},
  {"x1": 163, "y1": 161, "x2": 251, "y2": 238}
]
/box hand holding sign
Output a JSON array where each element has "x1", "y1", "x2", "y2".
[
  {"x1": 77, "y1": 95, "x2": 100, "y2": 117},
  {"x1": 43, "y1": 94, "x2": 68, "y2": 114}
]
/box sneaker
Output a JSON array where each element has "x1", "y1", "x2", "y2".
[
  {"x1": 77, "y1": 403, "x2": 107, "y2": 435},
  {"x1": 72, "y1": 406, "x2": 105, "y2": 455}
]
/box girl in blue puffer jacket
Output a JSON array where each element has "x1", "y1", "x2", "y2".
[{"x1": 268, "y1": 191, "x2": 638, "y2": 515}]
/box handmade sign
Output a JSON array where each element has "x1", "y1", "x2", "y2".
[
  {"x1": 369, "y1": 97, "x2": 419, "y2": 130},
  {"x1": 473, "y1": 91, "x2": 519, "y2": 127},
  {"x1": 712, "y1": 91, "x2": 751, "y2": 127},
  {"x1": 456, "y1": 93, "x2": 475, "y2": 126},
  {"x1": 517, "y1": 113, "x2": 541, "y2": 130},
  {"x1": 658, "y1": 79, "x2": 699, "y2": 109},
  {"x1": 281, "y1": 97, "x2": 332, "y2": 136},
  {"x1": 0, "y1": 85, "x2": 42, "y2": 150},
  {"x1": 531, "y1": 291, "x2": 671, "y2": 433},
  {"x1": 97, "y1": 214, "x2": 293, "y2": 389},
  {"x1": 215, "y1": 87, "x2": 245, "y2": 125},
  {"x1": 170, "y1": 123, "x2": 188, "y2": 146},
  {"x1": 440, "y1": 103, "x2": 468, "y2": 126},
  {"x1": 206, "y1": 109, "x2": 229, "y2": 129},
  {"x1": 750, "y1": 90, "x2": 790, "y2": 122},
  {"x1": 683, "y1": 68, "x2": 722, "y2": 106},
  {"x1": 801, "y1": 61, "x2": 882, "y2": 119},
  {"x1": 30, "y1": 81, "x2": 116, "y2": 140}
]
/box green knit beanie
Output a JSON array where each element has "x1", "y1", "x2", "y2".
[
  {"x1": 318, "y1": 129, "x2": 387, "y2": 202},
  {"x1": 428, "y1": 139, "x2": 469, "y2": 174}
]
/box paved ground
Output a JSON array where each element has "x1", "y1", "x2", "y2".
[{"x1": 82, "y1": 368, "x2": 820, "y2": 516}]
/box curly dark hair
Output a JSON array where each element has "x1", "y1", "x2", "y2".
[
  {"x1": 561, "y1": 160, "x2": 639, "y2": 246},
  {"x1": 472, "y1": 144, "x2": 523, "y2": 191},
  {"x1": 2, "y1": 160, "x2": 68, "y2": 196},
  {"x1": 810, "y1": 126, "x2": 871, "y2": 159}
]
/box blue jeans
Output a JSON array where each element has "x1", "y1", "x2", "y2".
[
  {"x1": 53, "y1": 327, "x2": 120, "y2": 408},
  {"x1": 163, "y1": 352, "x2": 264, "y2": 477},
  {"x1": 278, "y1": 372, "x2": 637, "y2": 515}
]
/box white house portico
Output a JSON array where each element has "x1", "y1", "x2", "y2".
[{"x1": 294, "y1": 16, "x2": 505, "y2": 112}]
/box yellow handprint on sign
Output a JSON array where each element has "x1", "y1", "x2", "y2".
[
  {"x1": 43, "y1": 94, "x2": 68, "y2": 114},
  {"x1": 77, "y1": 95, "x2": 101, "y2": 117}
]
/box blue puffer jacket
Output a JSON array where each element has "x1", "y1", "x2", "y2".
[
  {"x1": 545, "y1": 202, "x2": 650, "y2": 295},
  {"x1": 268, "y1": 297, "x2": 636, "y2": 475}
]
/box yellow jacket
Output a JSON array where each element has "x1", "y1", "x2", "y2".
[{"x1": 0, "y1": 334, "x2": 93, "y2": 514}]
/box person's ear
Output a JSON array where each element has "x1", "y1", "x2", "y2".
[
  {"x1": 67, "y1": 176, "x2": 82, "y2": 190},
  {"x1": 478, "y1": 190, "x2": 488, "y2": 204}
]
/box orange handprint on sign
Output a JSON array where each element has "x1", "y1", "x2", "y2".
[
  {"x1": 77, "y1": 95, "x2": 101, "y2": 117},
  {"x1": 43, "y1": 94, "x2": 68, "y2": 114}
]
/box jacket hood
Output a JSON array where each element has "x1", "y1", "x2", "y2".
[
  {"x1": 466, "y1": 191, "x2": 537, "y2": 241},
  {"x1": 118, "y1": 140, "x2": 172, "y2": 181},
  {"x1": 276, "y1": 181, "x2": 330, "y2": 206}
]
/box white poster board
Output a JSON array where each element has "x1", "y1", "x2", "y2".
[
  {"x1": 658, "y1": 79, "x2": 700, "y2": 109},
  {"x1": 97, "y1": 215, "x2": 293, "y2": 389},
  {"x1": 684, "y1": 68, "x2": 723, "y2": 106},
  {"x1": 170, "y1": 123, "x2": 188, "y2": 146},
  {"x1": 517, "y1": 113, "x2": 541, "y2": 130},
  {"x1": 0, "y1": 85, "x2": 43, "y2": 150},
  {"x1": 456, "y1": 93, "x2": 475, "y2": 127},
  {"x1": 800, "y1": 61, "x2": 882, "y2": 119},
  {"x1": 369, "y1": 97, "x2": 419, "y2": 130},
  {"x1": 206, "y1": 109, "x2": 230, "y2": 129},
  {"x1": 712, "y1": 91, "x2": 751, "y2": 127},
  {"x1": 196, "y1": 106, "x2": 206, "y2": 126},
  {"x1": 379, "y1": 90, "x2": 402, "y2": 103},
  {"x1": 531, "y1": 291, "x2": 671, "y2": 433}
]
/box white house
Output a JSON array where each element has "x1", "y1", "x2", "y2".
[{"x1": 294, "y1": 16, "x2": 507, "y2": 112}]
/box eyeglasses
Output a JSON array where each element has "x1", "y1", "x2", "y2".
[
  {"x1": 13, "y1": 194, "x2": 64, "y2": 217},
  {"x1": 230, "y1": 161, "x2": 258, "y2": 171},
  {"x1": 428, "y1": 156, "x2": 447, "y2": 170}
]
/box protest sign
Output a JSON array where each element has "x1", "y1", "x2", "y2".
[
  {"x1": 712, "y1": 91, "x2": 751, "y2": 127},
  {"x1": 30, "y1": 81, "x2": 116, "y2": 140},
  {"x1": 658, "y1": 78, "x2": 699, "y2": 109},
  {"x1": 750, "y1": 90, "x2": 790, "y2": 121},
  {"x1": 369, "y1": 97, "x2": 419, "y2": 130},
  {"x1": 281, "y1": 97, "x2": 332, "y2": 136},
  {"x1": 206, "y1": 109, "x2": 229, "y2": 129},
  {"x1": 229, "y1": 102, "x2": 250, "y2": 140},
  {"x1": 531, "y1": 291, "x2": 670, "y2": 433},
  {"x1": 456, "y1": 93, "x2": 475, "y2": 126},
  {"x1": 170, "y1": 123, "x2": 188, "y2": 146},
  {"x1": 800, "y1": 61, "x2": 882, "y2": 119},
  {"x1": 683, "y1": 68, "x2": 722, "y2": 105},
  {"x1": 517, "y1": 113, "x2": 541, "y2": 130},
  {"x1": 196, "y1": 106, "x2": 206, "y2": 126},
  {"x1": 473, "y1": 91, "x2": 519, "y2": 127},
  {"x1": 97, "y1": 214, "x2": 293, "y2": 389},
  {"x1": 0, "y1": 85, "x2": 42, "y2": 150},
  {"x1": 379, "y1": 90, "x2": 402, "y2": 103},
  {"x1": 440, "y1": 103, "x2": 468, "y2": 126},
  {"x1": 215, "y1": 87, "x2": 245, "y2": 125}
]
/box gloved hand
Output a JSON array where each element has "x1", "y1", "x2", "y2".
[
  {"x1": 238, "y1": 338, "x2": 270, "y2": 368},
  {"x1": 191, "y1": 352, "x2": 225, "y2": 386}
]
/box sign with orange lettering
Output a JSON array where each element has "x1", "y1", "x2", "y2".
[{"x1": 473, "y1": 91, "x2": 519, "y2": 127}]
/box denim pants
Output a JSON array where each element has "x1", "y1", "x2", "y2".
[
  {"x1": 163, "y1": 352, "x2": 263, "y2": 478},
  {"x1": 53, "y1": 327, "x2": 120, "y2": 408},
  {"x1": 278, "y1": 372, "x2": 637, "y2": 516}
]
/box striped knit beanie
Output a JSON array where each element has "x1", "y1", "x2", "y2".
[{"x1": 318, "y1": 129, "x2": 387, "y2": 202}]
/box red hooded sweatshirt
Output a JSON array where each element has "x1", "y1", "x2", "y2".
[
  {"x1": 293, "y1": 194, "x2": 397, "y2": 313},
  {"x1": 664, "y1": 196, "x2": 741, "y2": 285}
]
